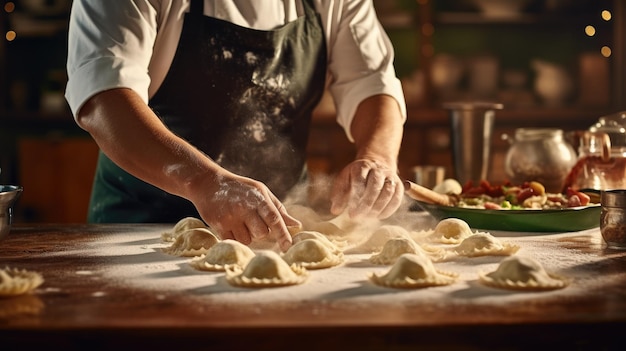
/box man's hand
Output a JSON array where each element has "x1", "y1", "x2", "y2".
[
  {"x1": 333, "y1": 94, "x2": 405, "y2": 220},
  {"x1": 192, "y1": 173, "x2": 300, "y2": 252},
  {"x1": 330, "y1": 158, "x2": 404, "y2": 220}
]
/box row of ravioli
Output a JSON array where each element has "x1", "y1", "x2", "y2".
[{"x1": 161, "y1": 215, "x2": 569, "y2": 291}]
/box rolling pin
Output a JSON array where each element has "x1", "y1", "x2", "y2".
[{"x1": 403, "y1": 180, "x2": 458, "y2": 207}]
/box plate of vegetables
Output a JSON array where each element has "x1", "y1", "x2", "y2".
[{"x1": 411, "y1": 180, "x2": 601, "y2": 232}]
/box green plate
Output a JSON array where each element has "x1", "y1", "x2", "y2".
[{"x1": 414, "y1": 201, "x2": 601, "y2": 232}]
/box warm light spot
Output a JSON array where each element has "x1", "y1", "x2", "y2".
[
  {"x1": 416, "y1": 0, "x2": 428, "y2": 5},
  {"x1": 421, "y1": 44, "x2": 434, "y2": 58},
  {"x1": 422, "y1": 23, "x2": 434, "y2": 36},
  {"x1": 585, "y1": 25, "x2": 596, "y2": 36},
  {"x1": 5, "y1": 31, "x2": 16, "y2": 41},
  {"x1": 601, "y1": 46, "x2": 612, "y2": 57},
  {"x1": 602, "y1": 10, "x2": 612, "y2": 21},
  {"x1": 4, "y1": 2, "x2": 15, "y2": 13}
]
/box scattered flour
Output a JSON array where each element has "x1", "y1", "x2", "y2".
[{"x1": 38, "y1": 212, "x2": 616, "y2": 307}]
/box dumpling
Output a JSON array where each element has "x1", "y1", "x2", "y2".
[
  {"x1": 189, "y1": 239, "x2": 255, "y2": 272},
  {"x1": 350, "y1": 225, "x2": 413, "y2": 254},
  {"x1": 454, "y1": 233, "x2": 520, "y2": 257},
  {"x1": 162, "y1": 228, "x2": 220, "y2": 257},
  {"x1": 430, "y1": 218, "x2": 474, "y2": 244},
  {"x1": 162, "y1": 217, "x2": 207, "y2": 242},
  {"x1": 369, "y1": 253, "x2": 457, "y2": 289},
  {"x1": 370, "y1": 237, "x2": 431, "y2": 265},
  {"x1": 292, "y1": 230, "x2": 343, "y2": 253},
  {"x1": 283, "y1": 238, "x2": 344, "y2": 269},
  {"x1": 479, "y1": 255, "x2": 569, "y2": 291},
  {"x1": 0, "y1": 267, "x2": 44, "y2": 297},
  {"x1": 226, "y1": 250, "x2": 308, "y2": 287}
]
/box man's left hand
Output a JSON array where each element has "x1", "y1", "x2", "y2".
[{"x1": 329, "y1": 158, "x2": 404, "y2": 220}]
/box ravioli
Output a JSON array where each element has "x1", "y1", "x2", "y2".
[
  {"x1": 369, "y1": 237, "x2": 430, "y2": 265},
  {"x1": 454, "y1": 233, "x2": 520, "y2": 257},
  {"x1": 292, "y1": 230, "x2": 343, "y2": 253},
  {"x1": 189, "y1": 239, "x2": 255, "y2": 272},
  {"x1": 351, "y1": 225, "x2": 413, "y2": 254},
  {"x1": 479, "y1": 255, "x2": 569, "y2": 291},
  {"x1": 162, "y1": 227, "x2": 220, "y2": 257},
  {"x1": 226, "y1": 250, "x2": 308, "y2": 287},
  {"x1": 430, "y1": 218, "x2": 474, "y2": 244},
  {"x1": 162, "y1": 217, "x2": 207, "y2": 242},
  {"x1": 0, "y1": 267, "x2": 44, "y2": 297},
  {"x1": 369, "y1": 253, "x2": 458, "y2": 289},
  {"x1": 283, "y1": 238, "x2": 344, "y2": 269}
]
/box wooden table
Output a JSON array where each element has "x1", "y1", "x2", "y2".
[{"x1": 0, "y1": 223, "x2": 625, "y2": 351}]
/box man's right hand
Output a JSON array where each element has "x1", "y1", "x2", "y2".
[{"x1": 191, "y1": 172, "x2": 300, "y2": 252}]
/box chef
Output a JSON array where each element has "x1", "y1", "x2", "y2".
[{"x1": 64, "y1": 0, "x2": 407, "y2": 251}]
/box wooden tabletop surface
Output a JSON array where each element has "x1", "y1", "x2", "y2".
[{"x1": 0, "y1": 223, "x2": 625, "y2": 351}]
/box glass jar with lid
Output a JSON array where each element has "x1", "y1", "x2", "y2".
[
  {"x1": 590, "y1": 111, "x2": 626, "y2": 148},
  {"x1": 564, "y1": 111, "x2": 626, "y2": 191},
  {"x1": 503, "y1": 128, "x2": 577, "y2": 193}
]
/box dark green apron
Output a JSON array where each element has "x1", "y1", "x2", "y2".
[{"x1": 88, "y1": 0, "x2": 327, "y2": 223}]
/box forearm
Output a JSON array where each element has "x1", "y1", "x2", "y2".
[
  {"x1": 329, "y1": 94, "x2": 405, "y2": 218},
  {"x1": 76, "y1": 88, "x2": 221, "y2": 200},
  {"x1": 350, "y1": 94, "x2": 404, "y2": 169}
]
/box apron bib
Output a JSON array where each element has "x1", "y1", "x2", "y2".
[{"x1": 88, "y1": 0, "x2": 327, "y2": 223}]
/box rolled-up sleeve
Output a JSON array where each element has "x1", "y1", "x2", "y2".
[
  {"x1": 324, "y1": 0, "x2": 407, "y2": 141},
  {"x1": 65, "y1": 0, "x2": 157, "y2": 118}
]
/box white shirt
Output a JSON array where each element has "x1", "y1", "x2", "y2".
[{"x1": 65, "y1": 0, "x2": 406, "y2": 140}]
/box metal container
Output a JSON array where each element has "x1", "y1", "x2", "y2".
[
  {"x1": 444, "y1": 102, "x2": 503, "y2": 185},
  {"x1": 0, "y1": 185, "x2": 23, "y2": 240},
  {"x1": 600, "y1": 189, "x2": 626, "y2": 249}
]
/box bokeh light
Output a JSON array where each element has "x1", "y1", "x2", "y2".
[{"x1": 4, "y1": 2, "x2": 15, "y2": 13}]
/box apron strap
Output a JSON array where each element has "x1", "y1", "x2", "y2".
[
  {"x1": 302, "y1": 0, "x2": 317, "y2": 18},
  {"x1": 190, "y1": 0, "x2": 203, "y2": 15}
]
